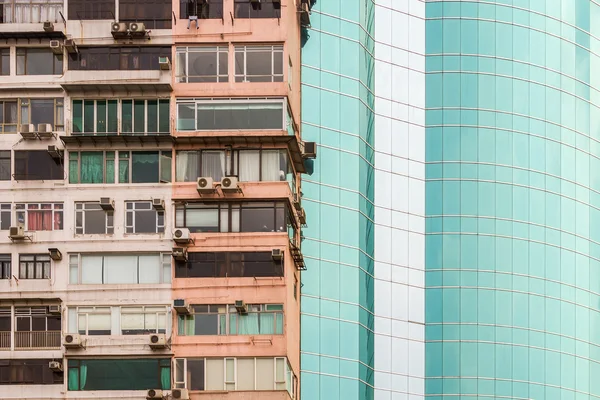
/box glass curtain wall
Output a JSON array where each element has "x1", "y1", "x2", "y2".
[
  {"x1": 300, "y1": 0, "x2": 376, "y2": 399},
  {"x1": 425, "y1": 1, "x2": 600, "y2": 399}
]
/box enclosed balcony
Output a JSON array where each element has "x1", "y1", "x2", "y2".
[
  {"x1": 14, "y1": 330, "x2": 61, "y2": 349},
  {"x1": 0, "y1": 0, "x2": 66, "y2": 38}
]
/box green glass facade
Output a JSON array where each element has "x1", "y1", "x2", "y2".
[
  {"x1": 425, "y1": 1, "x2": 600, "y2": 398},
  {"x1": 300, "y1": 0, "x2": 376, "y2": 399}
]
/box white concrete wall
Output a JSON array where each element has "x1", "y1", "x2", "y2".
[{"x1": 373, "y1": 1, "x2": 425, "y2": 399}]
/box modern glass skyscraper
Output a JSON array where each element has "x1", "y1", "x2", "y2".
[{"x1": 303, "y1": 0, "x2": 600, "y2": 399}]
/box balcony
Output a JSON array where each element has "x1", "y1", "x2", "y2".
[
  {"x1": 0, "y1": 331, "x2": 9, "y2": 349},
  {"x1": 61, "y1": 70, "x2": 172, "y2": 94},
  {"x1": 14, "y1": 331, "x2": 61, "y2": 349},
  {"x1": 0, "y1": 0, "x2": 66, "y2": 38}
]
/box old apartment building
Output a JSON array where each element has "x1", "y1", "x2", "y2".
[{"x1": 0, "y1": 0, "x2": 313, "y2": 399}]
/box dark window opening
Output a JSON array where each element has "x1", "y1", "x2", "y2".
[
  {"x1": 234, "y1": 0, "x2": 281, "y2": 18},
  {"x1": 14, "y1": 151, "x2": 64, "y2": 181},
  {"x1": 68, "y1": 47, "x2": 171, "y2": 71},
  {"x1": 180, "y1": 0, "x2": 223, "y2": 19},
  {"x1": 119, "y1": 0, "x2": 172, "y2": 29},
  {"x1": 176, "y1": 252, "x2": 283, "y2": 278},
  {"x1": 0, "y1": 151, "x2": 10, "y2": 181},
  {"x1": 16, "y1": 48, "x2": 63, "y2": 75},
  {"x1": 68, "y1": 0, "x2": 115, "y2": 19},
  {"x1": 0, "y1": 359, "x2": 63, "y2": 385}
]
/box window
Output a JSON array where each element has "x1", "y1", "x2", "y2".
[
  {"x1": 118, "y1": 151, "x2": 172, "y2": 183},
  {"x1": 0, "y1": 98, "x2": 63, "y2": 132},
  {"x1": 1, "y1": 0, "x2": 63, "y2": 23},
  {"x1": 176, "y1": 149, "x2": 290, "y2": 182},
  {"x1": 0, "y1": 307, "x2": 9, "y2": 332},
  {"x1": 16, "y1": 203, "x2": 63, "y2": 231},
  {"x1": 234, "y1": 0, "x2": 280, "y2": 18},
  {"x1": 68, "y1": 359, "x2": 170, "y2": 391},
  {"x1": 180, "y1": 0, "x2": 223, "y2": 19},
  {"x1": 121, "y1": 306, "x2": 168, "y2": 335},
  {"x1": 17, "y1": 48, "x2": 62, "y2": 75},
  {"x1": 69, "y1": 151, "x2": 115, "y2": 184},
  {"x1": 75, "y1": 202, "x2": 113, "y2": 234},
  {"x1": 0, "y1": 359, "x2": 64, "y2": 385},
  {"x1": 0, "y1": 49, "x2": 8, "y2": 76},
  {"x1": 69, "y1": 253, "x2": 171, "y2": 284},
  {"x1": 71, "y1": 99, "x2": 169, "y2": 135},
  {"x1": 234, "y1": 45, "x2": 283, "y2": 83},
  {"x1": 176, "y1": 46, "x2": 228, "y2": 83},
  {"x1": 175, "y1": 201, "x2": 288, "y2": 233},
  {"x1": 14, "y1": 150, "x2": 64, "y2": 180},
  {"x1": 0, "y1": 101, "x2": 17, "y2": 132},
  {"x1": 18, "y1": 255, "x2": 51, "y2": 279},
  {"x1": 177, "y1": 99, "x2": 285, "y2": 131},
  {"x1": 0, "y1": 204, "x2": 10, "y2": 229},
  {"x1": 72, "y1": 307, "x2": 111, "y2": 335},
  {"x1": 173, "y1": 357, "x2": 295, "y2": 395},
  {"x1": 0, "y1": 255, "x2": 10, "y2": 279},
  {"x1": 0, "y1": 152, "x2": 9, "y2": 180},
  {"x1": 125, "y1": 201, "x2": 165, "y2": 234},
  {"x1": 119, "y1": 0, "x2": 171, "y2": 29},
  {"x1": 178, "y1": 304, "x2": 283, "y2": 336},
  {"x1": 176, "y1": 252, "x2": 283, "y2": 278},
  {"x1": 68, "y1": 47, "x2": 171, "y2": 70},
  {"x1": 68, "y1": 0, "x2": 115, "y2": 19}
]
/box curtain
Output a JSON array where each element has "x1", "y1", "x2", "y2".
[
  {"x1": 177, "y1": 315, "x2": 185, "y2": 335},
  {"x1": 259, "y1": 313, "x2": 275, "y2": 334},
  {"x1": 80, "y1": 152, "x2": 104, "y2": 183},
  {"x1": 27, "y1": 210, "x2": 50, "y2": 231},
  {"x1": 261, "y1": 150, "x2": 281, "y2": 181},
  {"x1": 238, "y1": 151, "x2": 259, "y2": 181},
  {"x1": 68, "y1": 368, "x2": 79, "y2": 390},
  {"x1": 202, "y1": 151, "x2": 225, "y2": 180},
  {"x1": 176, "y1": 151, "x2": 199, "y2": 182},
  {"x1": 160, "y1": 366, "x2": 170, "y2": 390},
  {"x1": 238, "y1": 313, "x2": 259, "y2": 335},
  {"x1": 80, "y1": 364, "x2": 87, "y2": 390}
]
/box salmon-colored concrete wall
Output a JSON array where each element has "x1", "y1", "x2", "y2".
[{"x1": 191, "y1": 391, "x2": 292, "y2": 400}]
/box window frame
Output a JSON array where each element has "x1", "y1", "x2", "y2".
[
  {"x1": 13, "y1": 150, "x2": 64, "y2": 181},
  {"x1": 15, "y1": 202, "x2": 64, "y2": 231},
  {"x1": 16, "y1": 48, "x2": 63, "y2": 75},
  {"x1": 233, "y1": 0, "x2": 281, "y2": 19},
  {"x1": 0, "y1": 151, "x2": 10, "y2": 180},
  {"x1": 0, "y1": 254, "x2": 10, "y2": 279},
  {"x1": 68, "y1": 46, "x2": 171, "y2": 71},
  {"x1": 125, "y1": 200, "x2": 165, "y2": 234},
  {"x1": 118, "y1": 150, "x2": 172, "y2": 184},
  {"x1": 176, "y1": 98, "x2": 287, "y2": 131},
  {"x1": 73, "y1": 306, "x2": 112, "y2": 336},
  {"x1": 68, "y1": 0, "x2": 115, "y2": 20},
  {"x1": 120, "y1": 305, "x2": 168, "y2": 335},
  {"x1": 176, "y1": 46, "x2": 229, "y2": 83},
  {"x1": 69, "y1": 253, "x2": 172, "y2": 285},
  {"x1": 74, "y1": 202, "x2": 114, "y2": 235},
  {"x1": 0, "y1": 359, "x2": 64, "y2": 385},
  {"x1": 0, "y1": 203, "x2": 11, "y2": 230},
  {"x1": 18, "y1": 254, "x2": 51, "y2": 279},
  {"x1": 234, "y1": 44, "x2": 284, "y2": 83},
  {"x1": 68, "y1": 151, "x2": 116, "y2": 184}
]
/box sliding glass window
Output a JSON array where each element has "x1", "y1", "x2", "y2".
[
  {"x1": 69, "y1": 47, "x2": 171, "y2": 70},
  {"x1": 176, "y1": 46, "x2": 228, "y2": 83},
  {"x1": 68, "y1": 359, "x2": 170, "y2": 390},
  {"x1": 177, "y1": 99, "x2": 285, "y2": 131}
]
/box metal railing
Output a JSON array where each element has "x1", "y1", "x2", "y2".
[
  {"x1": 0, "y1": 331, "x2": 10, "y2": 349},
  {"x1": 14, "y1": 331, "x2": 61, "y2": 349}
]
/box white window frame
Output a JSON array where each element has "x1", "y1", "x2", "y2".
[
  {"x1": 69, "y1": 253, "x2": 172, "y2": 285},
  {"x1": 72, "y1": 306, "x2": 111, "y2": 335},
  {"x1": 176, "y1": 46, "x2": 228, "y2": 83},
  {"x1": 125, "y1": 200, "x2": 165, "y2": 234},
  {"x1": 120, "y1": 305, "x2": 168, "y2": 335},
  {"x1": 15, "y1": 202, "x2": 64, "y2": 231},
  {"x1": 0, "y1": 203, "x2": 11, "y2": 230},
  {"x1": 74, "y1": 202, "x2": 113, "y2": 235},
  {"x1": 224, "y1": 357, "x2": 236, "y2": 390},
  {"x1": 176, "y1": 97, "x2": 287, "y2": 132},
  {"x1": 234, "y1": 44, "x2": 284, "y2": 83}
]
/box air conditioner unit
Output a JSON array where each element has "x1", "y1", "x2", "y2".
[
  {"x1": 220, "y1": 176, "x2": 239, "y2": 193},
  {"x1": 235, "y1": 300, "x2": 248, "y2": 314},
  {"x1": 159, "y1": 56, "x2": 170, "y2": 70},
  {"x1": 9, "y1": 226, "x2": 25, "y2": 239},
  {"x1": 172, "y1": 247, "x2": 188, "y2": 262},
  {"x1": 172, "y1": 388, "x2": 190, "y2": 400},
  {"x1": 47, "y1": 145, "x2": 62, "y2": 160},
  {"x1": 64, "y1": 39, "x2": 78, "y2": 54},
  {"x1": 303, "y1": 141, "x2": 317, "y2": 159},
  {"x1": 49, "y1": 40, "x2": 62, "y2": 55},
  {"x1": 19, "y1": 124, "x2": 37, "y2": 139},
  {"x1": 48, "y1": 361, "x2": 63, "y2": 372},
  {"x1": 172, "y1": 228, "x2": 191, "y2": 244},
  {"x1": 48, "y1": 305, "x2": 61, "y2": 314},
  {"x1": 129, "y1": 22, "x2": 146, "y2": 36},
  {"x1": 37, "y1": 123, "x2": 54, "y2": 138},
  {"x1": 197, "y1": 177, "x2": 215, "y2": 193},
  {"x1": 173, "y1": 299, "x2": 190, "y2": 315},
  {"x1": 272, "y1": 248, "x2": 283, "y2": 261},
  {"x1": 146, "y1": 389, "x2": 164, "y2": 400},
  {"x1": 111, "y1": 21, "x2": 128, "y2": 37},
  {"x1": 63, "y1": 333, "x2": 84, "y2": 348},
  {"x1": 99, "y1": 197, "x2": 114, "y2": 211},
  {"x1": 299, "y1": 208, "x2": 306, "y2": 225},
  {"x1": 43, "y1": 21, "x2": 54, "y2": 32},
  {"x1": 149, "y1": 333, "x2": 168, "y2": 349},
  {"x1": 152, "y1": 198, "x2": 165, "y2": 211}
]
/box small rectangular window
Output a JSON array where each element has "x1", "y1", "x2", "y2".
[
  {"x1": 180, "y1": 0, "x2": 223, "y2": 19},
  {"x1": 234, "y1": 45, "x2": 283, "y2": 83},
  {"x1": 117, "y1": 150, "x2": 170, "y2": 183},
  {"x1": 125, "y1": 201, "x2": 164, "y2": 234},
  {"x1": 73, "y1": 253, "x2": 170, "y2": 285},
  {"x1": 234, "y1": 0, "x2": 281, "y2": 18},
  {"x1": 69, "y1": 151, "x2": 115, "y2": 184},
  {"x1": 69, "y1": 47, "x2": 171, "y2": 71},
  {"x1": 75, "y1": 202, "x2": 113, "y2": 235},
  {"x1": 16, "y1": 48, "x2": 63, "y2": 75},
  {"x1": 75, "y1": 307, "x2": 111, "y2": 335},
  {"x1": 0, "y1": 204, "x2": 10, "y2": 230},
  {"x1": 68, "y1": 0, "x2": 115, "y2": 20},
  {"x1": 19, "y1": 254, "x2": 51, "y2": 279},
  {"x1": 0, "y1": 359, "x2": 63, "y2": 385},
  {"x1": 121, "y1": 306, "x2": 168, "y2": 334},
  {"x1": 176, "y1": 46, "x2": 228, "y2": 83},
  {"x1": 0, "y1": 49, "x2": 9, "y2": 76},
  {"x1": 0, "y1": 254, "x2": 10, "y2": 279},
  {"x1": 0, "y1": 151, "x2": 10, "y2": 180},
  {"x1": 67, "y1": 359, "x2": 170, "y2": 390}
]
